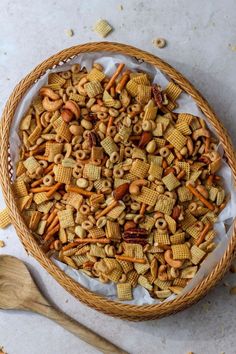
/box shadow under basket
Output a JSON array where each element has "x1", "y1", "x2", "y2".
[{"x1": 0, "y1": 42, "x2": 236, "y2": 321}]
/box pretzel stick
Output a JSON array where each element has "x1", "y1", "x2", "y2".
[
  {"x1": 176, "y1": 170, "x2": 186, "y2": 180},
  {"x1": 106, "y1": 116, "x2": 114, "y2": 136},
  {"x1": 34, "y1": 155, "x2": 48, "y2": 160},
  {"x1": 115, "y1": 255, "x2": 146, "y2": 264},
  {"x1": 44, "y1": 163, "x2": 55, "y2": 174},
  {"x1": 46, "y1": 209, "x2": 57, "y2": 226},
  {"x1": 74, "y1": 238, "x2": 111, "y2": 244},
  {"x1": 67, "y1": 185, "x2": 97, "y2": 196},
  {"x1": 186, "y1": 184, "x2": 215, "y2": 211},
  {"x1": 205, "y1": 137, "x2": 210, "y2": 153},
  {"x1": 95, "y1": 200, "x2": 118, "y2": 220},
  {"x1": 29, "y1": 186, "x2": 52, "y2": 193},
  {"x1": 44, "y1": 224, "x2": 60, "y2": 241},
  {"x1": 115, "y1": 71, "x2": 130, "y2": 93},
  {"x1": 62, "y1": 242, "x2": 80, "y2": 251},
  {"x1": 140, "y1": 203, "x2": 147, "y2": 216},
  {"x1": 195, "y1": 223, "x2": 212, "y2": 246},
  {"x1": 105, "y1": 63, "x2": 125, "y2": 91},
  {"x1": 31, "y1": 170, "x2": 54, "y2": 188},
  {"x1": 47, "y1": 216, "x2": 59, "y2": 232},
  {"x1": 46, "y1": 182, "x2": 63, "y2": 198}
]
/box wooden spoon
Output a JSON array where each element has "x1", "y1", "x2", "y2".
[{"x1": 0, "y1": 255, "x2": 128, "y2": 354}]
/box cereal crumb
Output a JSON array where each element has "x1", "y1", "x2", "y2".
[
  {"x1": 118, "y1": 4, "x2": 123, "y2": 10},
  {"x1": 230, "y1": 286, "x2": 236, "y2": 295},
  {"x1": 66, "y1": 29, "x2": 74, "y2": 37},
  {"x1": 152, "y1": 38, "x2": 167, "y2": 48},
  {"x1": 65, "y1": 299, "x2": 69, "y2": 303},
  {"x1": 229, "y1": 44, "x2": 236, "y2": 51},
  {"x1": 0, "y1": 240, "x2": 5, "y2": 248}
]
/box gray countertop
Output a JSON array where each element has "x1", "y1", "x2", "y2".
[{"x1": 0, "y1": 1, "x2": 236, "y2": 353}]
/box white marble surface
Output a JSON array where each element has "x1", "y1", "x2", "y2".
[{"x1": 0, "y1": 1, "x2": 236, "y2": 353}]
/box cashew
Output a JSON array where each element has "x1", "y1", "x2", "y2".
[
  {"x1": 192, "y1": 128, "x2": 210, "y2": 141},
  {"x1": 158, "y1": 264, "x2": 168, "y2": 281},
  {"x1": 164, "y1": 250, "x2": 183, "y2": 268},
  {"x1": 64, "y1": 100, "x2": 81, "y2": 119},
  {"x1": 129, "y1": 179, "x2": 148, "y2": 195},
  {"x1": 76, "y1": 77, "x2": 88, "y2": 96},
  {"x1": 39, "y1": 87, "x2": 60, "y2": 100},
  {"x1": 42, "y1": 96, "x2": 63, "y2": 112}
]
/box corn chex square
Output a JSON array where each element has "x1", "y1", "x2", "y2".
[
  {"x1": 191, "y1": 245, "x2": 206, "y2": 265},
  {"x1": 176, "y1": 113, "x2": 194, "y2": 125},
  {"x1": 117, "y1": 283, "x2": 133, "y2": 301},
  {"x1": 162, "y1": 173, "x2": 180, "y2": 191},
  {"x1": 165, "y1": 81, "x2": 182, "y2": 101},
  {"x1": 83, "y1": 164, "x2": 101, "y2": 181},
  {"x1": 134, "y1": 261, "x2": 150, "y2": 275},
  {"x1": 140, "y1": 215, "x2": 155, "y2": 231},
  {"x1": 58, "y1": 209, "x2": 75, "y2": 228},
  {"x1": 84, "y1": 80, "x2": 103, "y2": 98},
  {"x1": 130, "y1": 159, "x2": 150, "y2": 178},
  {"x1": 0, "y1": 208, "x2": 11, "y2": 229},
  {"x1": 90, "y1": 244, "x2": 106, "y2": 258},
  {"x1": 66, "y1": 192, "x2": 83, "y2": 210},
  {"x1": 154, "y1": 278, "x2": 172, "y2": 290},
  {"x1": 148, "y1": 155, "x2": 163, "y2": 166},
  {"x1": 106, "y1": 220, "x2": 121, "y2": 239},
  {"x1": 28, "y1": 126, "x2": 42, "y2": 145},
  {"x1": 166, "y1": 129, "x2": 187, "y2": 151},
  {"x1": 133, "y1": 186, "x2": 159, "y2": 206},
  {"x1": 175, "y1": 121, "x2": 192, "y2": 135},
  {"x1": 23, "y1": 156, "x2": 40, "y2": 174},
  {"x1": 56, "y1": 121, "x2": 72, "y2": 142},
  {"x1": 165, "y1": 214, "x2": 176, "y2": 234},
  {"x1": 144, "y1": 105, "x2": 158, "y2": 121},
  {"x1": 154, "y1": 232, "x2": 170, "y2": 245},
  {"x1": 155, "y1": 194, "x2": 175, "y2": 215},
  {"x1": 132, "y1": 73, "x2": 150, "y2": 85},
  {"x1": 171, "y1": 244, "x2": 191, "y2": 260},
  {"x1": 93, "y1": 19, "x2": 112, "y2": 38},
  {"x1": 33, "y1": 192, "x2": 49, "y2": 205},
  {"x1": 148, "y1": 162, "x2": 163, "y2": 180},
  {"x1": 12, "y1": 179, "x2": 28, "y2": 197},
  {"x1": 126, "y1": 79, "x2": 139, "y2": 96},
  {"x1": 118, "y1": 125, "x2": 132, "y2": 142},
  {"x1": 54, "y1": 165, "x2": 72, "y2": 185},
  {"x1": 107, "y1": 203, "x2": 125, "y2": 219},
  {"x1": 91, "y1": 146, "x2": 104, "y2": 161},
  {"x1": 101, "y1": 136, "x2": 118, "y2": 156},
  {"x1": 170, "y1": 232, "x2": 186, "y2": 245},
  {"x1": 89, "y1": 227, "x2": 105, "y2": 238},
  {"x1": 166, "y1": 152, "x2": 175, "y2": 165},
  {"x1": 103, "y1": 90, "x2": 116, "y2": 107},
  {"x1": 153, "y1": 138, "x2": 166, "y2": 148},
  {"x1": 177, "y1": 186, "x2": 192, "y2": 202},
  {"x1": 186, "y1": 225, "x2": 201, "y2": 239},
  {"x1": 118, "y1": 260, "x2": 134, "y2": 274},
  {"x1": 47, "y1": 143, "x2": 63, "y2": 162},
  {"x1": 126, "y1": 270, "x2": 139, "y2": 287},
  {"x1": 136, "y1": 84, "x2": 152, "y2": 105},
  {"x1": 177, "y1": 162, "x2": 190, "y2": 180},
  {"x1": 180, "y1": 210, "x2": 197, "y2": 230},
  {"x1": 123, "y1": 243, "x2": 144, "y2": 259},
  {"x1": 87, "y1": 68, "x2": 106, "y2": 82}
]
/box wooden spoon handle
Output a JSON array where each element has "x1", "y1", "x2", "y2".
[{"x1": 31, "y1": 300, "x2": 128, "y2": 354}]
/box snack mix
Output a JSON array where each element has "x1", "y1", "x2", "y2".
[{"x1": 15, "y1": 61, "x2": 226, "y2": 301}]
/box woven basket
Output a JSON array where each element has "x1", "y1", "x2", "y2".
[{"x1": 0, "y1": 42, "x2": 235, "y2": 321}]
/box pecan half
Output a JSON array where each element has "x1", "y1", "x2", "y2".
[
  {"x1": 152, "y1": 84, "x2": 163, "y2": 108},
  {"x1": 123, "y1": 238, "x2": 147, "y2": 246},
  {"x1": 123, "y1": 228, "x2": 148, "y2": 238},
  {"x1": 88, "y1": 131, "x2": 98, "y2": 148}
]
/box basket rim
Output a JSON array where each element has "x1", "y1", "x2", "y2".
[{"x1": 0, "y1": 41, "x2": 235, "y2": 321}]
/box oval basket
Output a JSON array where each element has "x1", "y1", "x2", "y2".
[{"x1": 0, "y1": 42, "x2": 235, "y2": 321}]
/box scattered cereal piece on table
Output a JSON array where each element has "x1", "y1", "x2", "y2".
[{"x1": 94, "y1": 19, "x2": 113, "y2": 38}]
